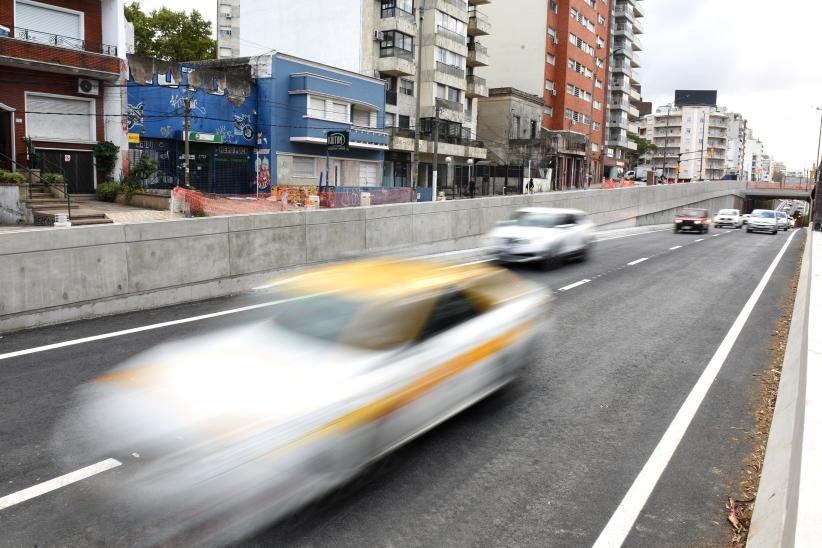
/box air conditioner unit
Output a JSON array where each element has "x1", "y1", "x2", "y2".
[
  {"x1": 77, "y1": 78, "x2": 99, "y2": 96},
  {"x1": 551, "y1": 89, "x2": 557, "y2": 96},
  {"x1": 374, "y1": 30, "x2": 384, "y2": 41}
]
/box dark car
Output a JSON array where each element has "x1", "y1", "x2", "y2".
[{"x1": 674, "y1": 208, "x2": 711, "y2": 233}]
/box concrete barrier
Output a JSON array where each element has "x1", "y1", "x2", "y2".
[
  {"x1": 748, "y1": 229, "x2": 818, "y2": 546},
  {"x1": 0, "y1": 181, "x2": 747, "y2": 332}
]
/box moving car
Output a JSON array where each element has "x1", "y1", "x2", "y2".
[
  {"x1": 775, "y1": 211, "x2": 790, "y2": 231},
  {"x1": 485, "y1": 208, "x2": 595, "y2": 267},
  {"x1": 55, "y1": 259, "x2": 550, "y2": 545},
  {"x1": 747, "y1": 209, "x2": 779, "y2": 234},
  {"x1": 741, "y1": 214, "x2": 751, "y2": 225},
  {"x1": 714, "y1": 208, "x2": 743, "y2": 229},
  {"x1": 674, "y1": 208, "x2": 711, "y2": 233}
]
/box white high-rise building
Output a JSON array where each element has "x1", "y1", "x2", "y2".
[
  {"x1": 605, "y1": 0, "x2": 645, "y2": 175},
  {"x1": 725, "y1": 112, "x2": 747, "y2": 179},
  {"x1": 216, "y1": 0, "x2": 241, "y2": 59},
  {"x1": 238, "y1": 0, "x2": 490, "y2": 188}
]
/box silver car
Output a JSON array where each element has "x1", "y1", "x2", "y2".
[
  {"x1": 485, "y1": 208, "x2": 596, "y2": 268},
  {"x1": 54, "y1": 259, "x2": 550, "y2": 546},
  {"x1": 714, "y1": 208, "x2": 743, "y2": 228},
  {"x1": 775, "y1": 211, "x2": 790, "y2": 231}
]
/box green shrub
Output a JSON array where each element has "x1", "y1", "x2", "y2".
[
  {"x1": 96, "y1": 181, "x2": 120, "y2": 202},
  {"x1": 0, "y1": 169, "x2": 26, "y2": 185},
  {"x1": 40, "y1": 173, "x2": 64, "y2": 187},
  {"x1": 93, "y1": 141, "x2": 120, "y2": 180},
  {"x1": 191, "y1": 209, "x2": 208, "y2": 217}
]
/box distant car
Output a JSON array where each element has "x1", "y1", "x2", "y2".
[
  {"x1": 674, "y1": 208, "x2": 711, "y2": 233},
  {"x1": 747, "y1": 209, "x2": 778, "y2": 234},
  {"x1": 789, "y1": 217, "x2": 797, "y2": 228},
  {"x1": 485, "y1": 208, "x2": 595, "y2": 268},
  {"x1": 714, "y1": 208, "x2": 743, "y2": 229},
  {"x1": 775, "y1": 211, "x2": 790, "y2": 231},
  {"x1": 741, "y1": 214, "x2": 751, "y2": 225}
]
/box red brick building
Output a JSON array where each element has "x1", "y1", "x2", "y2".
[
  {"x1": 0, "y1": 0, "x2": 126, "y2": 192},
  {"x1": 481, "y1": 0, "x2": 611, "y2": 189}
]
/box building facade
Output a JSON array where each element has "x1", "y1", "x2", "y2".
[
  {"x1": 216, "y1": 0, "x2": 241, "y2": 59},
  {"x1": 238, "y1": 0, "x2": 489, "y2": 190},
  {"x1": 0, "y1": 0, "x2": 128, "y2": 191},
  {"x1": 604, "y1": 0, "x2": 643, "y2": 176},
  {"x1": 482, "y1": 0, "x2": 611, "y2": 188},
  {"x1": 725, "y1": 112, "x2": 747, "y2": 179},
  {"x1": 126, "y1": 52, "x2": 388, "y2": 192}
]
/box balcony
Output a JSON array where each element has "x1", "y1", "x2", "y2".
[
  {"x1": 467, "y1": 41, "x2": 489, "y2": 66},
  {"x1": 466, "y1": 74, "x2": 487, "y2": 98},
  {"x1": 633, "y1": 1, "x2": 646, "y2": 18},
  {"x1": 291, "y1": 119, "x2": 389, "y2": 150},
  {"x1": 629, "y1": 87, "x2": 642, "y2": 102},
  {"x1": 606, "y1": 137, "x2": 638, "y2": 151},
  {"x1": 380, "y1": 6, "x2": 416, "y2": 22},
  {"x1": 435, "y1": 97, "x2": 463, "y2": 113},
  {"x1": 436, "y1": 25, "x2": 466, "y2": 45},
  {"x1": 436, "y1": 60, "x2": 465, "y2": 79},
  {"x1": 468, "y1": 10, "x2": 491, "y2": 36},
  {"x1": 0, "y1": 26, "x2": 120, "y2": 79},
  {"x1": 468, "y1": 0, "x2": 491, "y2": 4},
  {"x1": 378, "y1": 47, "x2": 415, "y2": 76},
  {"x1": 386, "y1": 90, "x2": 398, "y2": 106},
  {"x1": 628, "y1": 105, "x2": 640, "y2": 117}
]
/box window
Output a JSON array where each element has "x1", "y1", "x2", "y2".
[
  {"x1": 544, "y1": 106, "x2": 554, "y2": 117},
  {"x1": 352, "y1": 107, "x2": 371, "y2": 127},
  {"x1": 596, "y1": 36, "x2": 605, "y2": 49},
  {"x1": 550, "y1": 1, "x2": 558, "y2": 13},
  {"x1": 399, "y1": 78, "x2": 414, "y2": 96},
  {"x1": 26, "y1": 93, "x2": 94, "y2": 142},
  {"x1": 381, "y1": 0, "x2": 413, "y2": 15},
  {"x1": 530, "y1": 119, "x2": 538, "y2": 139},
  {"x1": 593, "y1": 100, "x2": 601, "y2": 110},
  {"x1": 220, "y1": 4, "x2": 232, "y2": 17},
  {"x1": 569, "y1": 33, "x2": 595, "y2": 56},
  {"x1": 219, "y1": 47, "x2": 233, "y2": 57},
  {"x1": 418, "y1": 292, "x2": 480, "y2": 342},
  {"x1": 598, "y1": 14, "x2": 606, "y2": 25},
  {"x1": 16, "y1": 0, "x2": 83, "y2": 49},
  {"x1": 595, "y1": 79, "x2": 603, "y2": 89},
  {"x1": 380, "y1": 30, "x2": 414, "y2": 56},
  {"x1": 596, "y1": 57, "x2": 604, "y2": 68},
  {"x1": 398, "y1": 114, "x2": 410, "y2": 129},
  {"x1": 359, "y1": 162, "x2": 378, "y2": 185},
  {"x1": 385, "y1": 112, "x2": 395, "y2": 128},
  {"x1": 292, "y1": 156, "x2": 315, "y2": 178},
  {"x1": 437, "y1": 11, "x2": 467, "y2": 37},
  {"x1": 570, "y1": 8, "x2": 595, "y2": 32},
  {"x1": 219, "y1": 26, "x2": 232, "y2": 37},
  {"x1": 566, "y1": 84, "x2": 592, "y2": 102},
  {"x1": 436, "y1": 83, "x2": 460, "y2": 103},
  {"x1": 307, "y1": 96, "x2": 350, "y2": 123},
  {"x1": 545, "y1": 79, "x2": 555, "y2": 91},
  {"x1": 547, "y1": 27, "x2": 557, "y2": 42},
  {"x1": 436, "y1": 47, "x2": 465, "y2": 69},
  {"x1": 512, "y1": 115, "x2": 521, "y2": 138},
  {"x1": 546, "y1": 53, "x2": 555, "y2": 65},
  {"x1": 593, "y1": 121, "x2": 601, "y2": 130},
  {"x1": 568, "y1": 58, "x2": 593, "y2": 79}
]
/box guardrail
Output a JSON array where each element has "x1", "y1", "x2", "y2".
[{"x1": 746, "y1": 181, "x2": 815, "y2": 192}]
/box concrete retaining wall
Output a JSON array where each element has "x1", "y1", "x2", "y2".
[
  {"x1": 0, "y1": 183, "x2": 25, "y2": 224},
  {"x1": 115, "y1": 192, "x2": 171, "y2": 211},
  {"x1": 0, "y1": 181, "x2": 747, "y2": 332}
]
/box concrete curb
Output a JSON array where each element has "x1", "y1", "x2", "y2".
[{"x1": 748, "y1": 228, "x2": 812, "y2": 547}]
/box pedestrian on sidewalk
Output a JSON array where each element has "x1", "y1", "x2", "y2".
[
  {"x1": 469, "y1": 179, "x2": 476, "y2": 198},
  {"x1": 528, "y1": 178, "x2": 535, "y2": 194}
]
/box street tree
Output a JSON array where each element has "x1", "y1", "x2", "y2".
[
  {"x1": 626, "y1": 132, "x2": 657, "y2": 168},
  {"x1": 772, "y1": 169, "x2": 786, "y2": 183},
  {"x1": 125, "y1": 2, "x2": 216, "y2": 62}
]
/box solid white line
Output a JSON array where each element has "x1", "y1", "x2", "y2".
[
  {"x1": 558, "y1": 279, "x2": 592, "y2": 292},
  {"x1": 669, "y1": 246, "x2": 682, "y2": 250},
  {"x1": 0, "y1": 296, "x2": 312, "y2": 362},
  {"x1": 592, "y1": 229, "x2": 799, "y2": 548},
  {"x1": 0, "y1": 459, "x2": 121, "y2": 511},
  {"x1": 694, "y1": 238, "x2": 704, "y2": 242},
  {"x1": 627, "y1": 258, "x2": 648, "y2": 266},
  {"x1": 713, "y1": 234, "x2": 720, "y2": 237}
]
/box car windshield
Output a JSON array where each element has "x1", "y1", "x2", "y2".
[
  {"x1": 718, "y1": 209, "x2": 738, "y2": 215},
  {"x1": 681, "y1": 209, "x2": 706, "y2": 217},
  {"x1": 752, "y1": 210, "x2": 775, "y2": 218},
  {"x1": 512, "y1": 212, "x2": 564, "y2": 228}
]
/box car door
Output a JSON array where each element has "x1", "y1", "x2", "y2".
[{"x1": 374, "y1": 289, "x2": 490, "y2": 454}]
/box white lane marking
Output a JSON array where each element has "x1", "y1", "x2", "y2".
[
  {"x1": 0, "y1": 459, "x2": 121, "y2": 511},
  {"x1": 627, "y1": 258, "x2": 648, "y2": 266},
  {"x1": 592, "y1": 229, "x2": 799, "y2": 548},
  {"x1": 0, "y1": 296, "x2": 314, "y2": 361},
  {"x1": 713, "y1": 234, "x2": 720, "y2": 238},
  {"x1": 595, "y1": 228, "x2": 671, "y2": 242},
  {"x1": 443, "y1": 259, "x2": 493, "y2": 269},
  {"x1": 669, "y1": 246, "x2": 682, "y2": 250},
  {"x1": 558, "y1": 279, "x2": 592, "y2": 292},
  {"x1": 694, "y1": 238, "x2": 704, "y2": 242}
]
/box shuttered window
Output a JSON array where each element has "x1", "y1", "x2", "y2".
[
  {"x1": 16, "y1": 1, "x2": 83, "y2": 46},
  {"x1": 359, "y1": 163, "x2": 378, "y2": 185},
  {"x1": 292, "y1": 156, "x2": 315, "y2": 179},
  {"x1": 26, "y1": 94, "x2": 95, "y2": 142},
  {"x1": 352, "y1": 108, "x2": 370, "y2": 128}
]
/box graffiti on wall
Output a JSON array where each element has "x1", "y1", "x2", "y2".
[{"x1": 127, "y1": 102, "x2": 144, "y2": 129}]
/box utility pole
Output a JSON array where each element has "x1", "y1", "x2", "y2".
[
  {"x1": 183, "y1": 93, "x2": 191, "y2": 187},
  {"x1": 662, "y1": 103, "x2": 671, "y2": 183},
  {"x1": 431, "y1": 105, "x2": 440, "y2": 201},
  {"x1": 411, "y1": 1, "x2": 425, "y2": 190},
  {"x1": 699, "y1": 109, "x2": 707, "y2": 181}
]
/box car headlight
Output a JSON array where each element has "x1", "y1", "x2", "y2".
[
  {"x1": 675, "y1": 219, "x2": 683, "y2": 223},
  {"x1": 694, "y1": 220, "x2": 702, "y2": 224}
]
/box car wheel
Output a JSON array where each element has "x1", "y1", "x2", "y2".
[
  {"x1": 578, "y1": 243, "x2": 591, "y2": 262},
  {"x1": 747, "y1": 228, "x2": 752, "y2": 233},
  {"x1": 771, "y1": 229, "x2": 777, "y2": 235}
]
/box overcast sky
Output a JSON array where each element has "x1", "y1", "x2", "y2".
[{"x1": 139, "y1": 0, "x2": 822, "y2": 170}]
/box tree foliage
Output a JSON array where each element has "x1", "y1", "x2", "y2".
[
  {"x1": 125, "y1": 2, "x2": 216, "y2": 62},
  {"x1": 772, "y1": 169, "x2": 786, "y2": 183},
  {"x1": 626, "y1": 132, "x2": 658, "y2": 168}
]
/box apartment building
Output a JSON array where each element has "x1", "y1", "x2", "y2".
[
  {"x1": 238, "y1": 0, "x2": 489, "y2": 190},
  {"x1": 604, "y1": 0, "x2": 643, "y2": 176},
  {"x1": 483, "y1": 0, "x2": 611, "y2": 188},
  {"x1": 0, "y1": 0, "x2": 128, "y2": 190},
  {"x1": 640, "y1": 91, "x2": 731, "y2": 182},
  {"x1": 216, "y1": 0, "x2": 241, "y2": 59},
  {"x1": 725, "y1": 112, "x2": 747, "y2": 179}
]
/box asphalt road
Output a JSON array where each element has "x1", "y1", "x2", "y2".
[{"x1": 0, "y1": 225, "x2": 805, "y2": 547}]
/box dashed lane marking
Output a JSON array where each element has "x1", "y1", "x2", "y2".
[
  {"x1": 558, "y1": 279, "x2": 592, "y2": 292},
  {"x1": 627, "y1": 258, "x2": 648, "y2": 266}
]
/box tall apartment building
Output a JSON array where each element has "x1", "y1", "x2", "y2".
[
  {"x1": 640, "y1": 91, "x2": 731, "y2": 181},
  {"x1": 238, "y1": 0, "x2": 489, "y2": 189},
  {"x1": 725, "y1": 112, "x2": 747, "y2": 179},
  {"x1": 604, "y1": 0, "x2": 643, "y2": 176},
  {"x1": 216, "y1": 0, "x2": 241, "y2": 59},
  {"x1": 482, "y1": 0, "x2": 611, "y2": 188}
]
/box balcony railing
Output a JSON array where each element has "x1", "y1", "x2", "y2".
[
  {"x1": 379, "y1": 46, "x2": 414, "y2": 60},
  {"x1": 435, "y1": 97, "x2": 463, "y2": 112},
  {"x1": 468, "y1": 41, "x2": 487, "y2": 56},
  {"x1": 441, "y1": 0, "x2": 468, "y2": 10},
  {"x1": 436, "y1": 25, "x2": 466, "y2": 45},
  {"x1": 436, "y1": 61, "x2": 465, "y2": 79},
  {"x1": 381, "y1": 6, "x2": 415, "y2": 21},
  {"x1": 4, "y1": 26, "x2": 117, "y2": 56},
  {"x1": 468, "y1": 9, "x2": 491, "y2": 35}
]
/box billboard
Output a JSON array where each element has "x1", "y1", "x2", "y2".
[{"x1": 674, "y1": 90, "x2": 717, "y2": 107}]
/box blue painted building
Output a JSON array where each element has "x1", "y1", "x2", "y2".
[
  {"x1": 126, "y1": 54, "x2": 258, "y2": 194},
  {"x1": 255, "y1": 52, "x2": 388, "y2": 189}
]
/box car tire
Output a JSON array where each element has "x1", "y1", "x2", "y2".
[
  {"x1": 771, "y1": 229, "x2": 777, "y2": 235},
  {"x1": 578, "y1": 243, "x2": 591, "y2": 262},
  {"x1": 747, "y1": 228, "x2": 752, "y2": 233}
]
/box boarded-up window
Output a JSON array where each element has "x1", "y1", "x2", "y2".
[{"x1": 26, "y1": 94, "x2": 94, "y2": 142}]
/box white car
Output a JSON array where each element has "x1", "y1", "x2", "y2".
[
  {"x1": 714, "y1": 208, "x2": 743, "y2": 229},
  {"x1": 776, "y1": 211, "x2": 790, "y2": 231},
  {"x1": 485, "y1": 208, "x2": 596, "y2": 267},
  {"x1": 55, "y1": 259, "x2": 550, "y2": 545},
  {"x1": 747, "y1": 209, "x2": 779, "y2": 234},
  {"x1": 741, "y1": 214, "x2": 751, "y2": 225}
]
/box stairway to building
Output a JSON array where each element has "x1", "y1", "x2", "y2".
[{"x1": 24, "y1": 183, "x2": 112, "y2": 226}]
